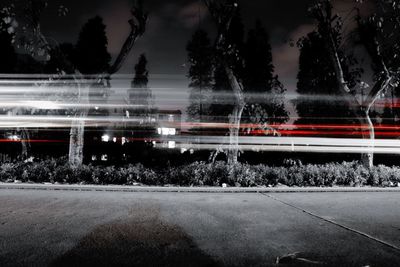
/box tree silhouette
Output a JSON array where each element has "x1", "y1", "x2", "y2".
[
  {"x1": 295, "y1": 30, "x2": 360, "y2": 127},
  {"x1": 0, "y1": 8, "x2": 17, "y2": 73},
  {"x1": 132, "y1": 54, "x2": 149, "y2": 88},
  {"x1": 186, "y1": 29, "x2": 213, "y2": 122},
  {"x1": 209, "y1": 8, "x2": 244, "y2": 124},
  {"x1": 203, "y1": 0, "x2": 247, "y2": 164},
  {"x1": 243, "y1": 20, "x2": 288, "y2": 130},
  {"x1": 129, "y1": 53, "x2": 152, "y2": 113},
  {"x1": 309, "y1": 0, "x2": 398, "y2": 168},
  {"x1": 44, "y1": 43, "x2": 76, "y2": 74},
  {"x1": 75, "y1": 16, "x2": 111, "y2": 75}
]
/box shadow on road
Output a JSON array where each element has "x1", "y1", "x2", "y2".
[{"x1": 51, "y1": 205, "x2": 220, "y2": 267}]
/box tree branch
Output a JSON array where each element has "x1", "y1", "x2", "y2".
[
  {"x1": 356, "y1": 9, "x2": 392, "y2": 109},
  {"x1": 203, "y1": 0, "x2": 237, "y2": 52},
  {"x1": 108, "y1": 0, "x2": 148, "y2": 75}
]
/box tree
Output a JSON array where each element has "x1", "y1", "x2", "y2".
[
  {"x1": 203, "y1": 0, "x2": 246, "y2": 164},
  {"x1": 186, "y1": 29, "x2": 213, "y2": 122},
  {"x1": 44, "y1": 43, "x2": 75, "y2": 74},
  {"x1": 295, "y1": 29, "x2": 361, "y2": 127},
  {"x1": 0, "y1": 4, "x2": 34, "y2": 157},
  {"x1": 75, "y1": 16, "x2": 111, "y2": 75},
  {"x1": 0, "y1": 8, "x2": 17, "y2": 73},
  {"x1": 309, "y1": 0, "x2": 398, "y2": 168},
  {"x1": 68, "y1": 1, "x2": 148, "y2": 166},
  {"x1": 132, "y1": 54, "x2": 149, "y2": 88},
  {"x1": 244, "y1": 20, "x2": 274, "y2": 94},
  {"x1": 129, "y1": 53, "x2": 152, "y2": 114},
  {"x1": 8, "y1": 0, "x2": 149, "y2": 165},
  {"x1": 209, "y1": 63, "x2": 235, "y2": 123},
  {"x1": 209, "y1": 6, "x2": 245, "y2": 124},
  {"x1": 126, "y1": 53, "x2": 154, "y2": 159},
  {"x1": 243, "y1": 20, "x2": 288, "y2": 131}
]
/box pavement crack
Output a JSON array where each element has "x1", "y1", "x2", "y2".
[{"x1": 260, "y1": 193, "x2": 400, "y2": 253}]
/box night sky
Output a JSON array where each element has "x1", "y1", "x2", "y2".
[{"x1": 39, "y1": 0, "x2": 372, "y2": 111}]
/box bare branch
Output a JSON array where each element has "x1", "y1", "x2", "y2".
[
  {"x1": 356, "y1": 8, "x2": 392, "y2": 109},
  {"x1": 108, "y1": 0, "x2": 148, "y2": 75},
  {"x1": 364, "y1": 74, "x2": 393, "y2": 111},
  {"x1": 203, "y1": 0, "x2": 237, "y2": 51}
]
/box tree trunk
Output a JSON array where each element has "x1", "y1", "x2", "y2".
[
  {"x1": 224, "y1": 66, "x2": 245, "y2": 165},
  {"x1": 68, "y1": 113, "x2": 85, "y2": 166},
  {"x1": 68, "y1": 80, "x2": 89, "y2": 166},
  {"x1": 20, "y1": 129, "x2": 31, "y2": 159},
  {"x1": 227, "y1": 101, "x2": 245, "y2": 165},
  {"x1": 360, "y1": 110, "x2": 375, "y2": 169}
]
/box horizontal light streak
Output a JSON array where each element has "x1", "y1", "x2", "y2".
[
  {"x1": 0, "y1": 139, "x2": 66, "y2": 143},
  {"x1": 0, "y1": 101, "x2": 147, "y2": 110},
  {"x1": 160, "y1": 136, "x2": 396, "y2": 146},
  {"x1": 174, "y1": 143, "x2": 400, "y2": 154},
  {"x1": 128, "y1": 136, "x2": 400, "y2": 154},
  {"x1": 165, "y1": 136, "x2": 400, "y2": 154}
]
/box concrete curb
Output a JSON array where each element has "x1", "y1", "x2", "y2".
[{"x1": 1, "y1": 183, "x2": 400, "y2": 193}]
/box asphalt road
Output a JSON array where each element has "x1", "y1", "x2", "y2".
[{"x1": 1, "y1": 189, "x2": 400, "y2": 266}]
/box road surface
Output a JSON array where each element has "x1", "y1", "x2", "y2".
[{"x1": 1, "y1": 188, "x2": 400, "y2": 266}]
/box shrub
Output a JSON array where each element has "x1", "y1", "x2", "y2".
[
  {"x1": 125, "y1": 164, "x2": 159, "y2": 185},
  {"x1": 206, "y1": 161, "x2": 227, "y2": 186},
  {"x1": 228, "y1": 163, "x2": 258, "y2": 187},
  {"x1": 1, "y1": 159, "x2": 400, "y2": 187},
  {"x1": 22, "y1": 163, "x2": 51, "y2": 183},
  {"x1": 0, "y1": 163, "x2": 17, "y2": 182}
]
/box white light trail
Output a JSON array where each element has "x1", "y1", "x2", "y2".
[{"x1": 159, "y1": 136, "x2": 400, "y2": 155}]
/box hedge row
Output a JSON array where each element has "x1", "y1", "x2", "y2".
[{"x1": 0, "y1": 159, "x2": 399, "y2": 187}]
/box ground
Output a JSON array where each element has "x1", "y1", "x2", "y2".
[{"x1": 1, "y1": 187, "x2": 400, "y2": 266}]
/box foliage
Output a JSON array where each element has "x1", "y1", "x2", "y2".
[
  {"x1": 243, "y1": 20, "x2": 289, "y2": 127},
  {"x1": 208, "y1": 8, "x2": 245, "y2": 124},
  {"x1": 0, "y1": 6, "x2": 17, "y2": 73},
  {"x1": 129, "y1": 53, "x2": 154, "y2": 116},
  {"x1": 132, "y1": 54, "x2": 149, "y2": 89},
  {"x1": 1, "y1": 159, "x2": 400, "y2": 187},
  {"x1": 186, "y1": 29, "x2": 214, "y2": 121},
  {"x1": 75, "y1": 16, "x2": 111, "y2": 74},
  {"x1": 294, "y1": 28, "x2": 361, "y2": 126}
]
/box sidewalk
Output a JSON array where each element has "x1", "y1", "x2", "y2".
[{"x1": 1, "y1": 187, "x2": 400, "y2": 266}]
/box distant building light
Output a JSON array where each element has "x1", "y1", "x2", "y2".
[
  {"x1": 8, "y1": 135, "x2": 20, "y2": 141},
  {"x1": 101, "y1": 135, "x2": 110, "y2": 142},
  {"x1": 168, "y1": 141, "x2": 176, "y2": 149},
  {"x1": 158, "y1": 127, "x2": 176, "y2": 136},
  {"x1": 101, "y1": 154, "x2": 108, "y2": 161},
  {"x1": 91, "y1": 155, "x2": 97, "y2": 161}
]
